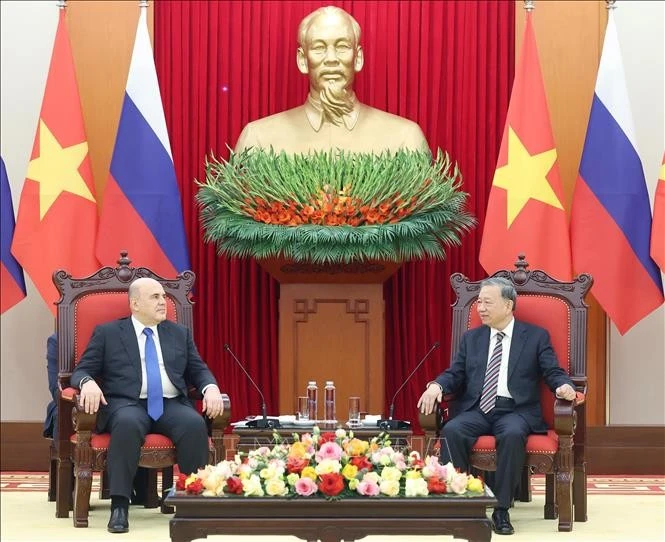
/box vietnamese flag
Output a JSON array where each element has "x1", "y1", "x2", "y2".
[
  {"x1": 479, "y1": 10, "x2": 571, "y2": 280},
  {"x1": 11, "y1": 7, "x2": 99, "y2": 314},
  {"x1": 651, "y1": 153, "x2": 665, "y2": 272}
]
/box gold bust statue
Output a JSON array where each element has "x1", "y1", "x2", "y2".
[{"x1": 235, "y1": 6, "x2": 428, "y2": 154}]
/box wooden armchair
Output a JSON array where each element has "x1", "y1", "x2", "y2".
[
  {"x1": 419, "y1": 255, "x2": 592, "y2": 532},
  {"x1": 52, "y1": 252, "x2": 231, "y2": 527}
]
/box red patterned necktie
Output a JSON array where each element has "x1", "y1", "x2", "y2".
[{"x1": 479, "y1": 331, "x2": 505, "y2": 413}]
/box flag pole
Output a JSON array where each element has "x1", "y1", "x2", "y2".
[
  {"x1": 606, "y1": 0, "x2": 616, "y2": 10},
  {"x1": 139, "y1": 0, "x2": 149, "y2": 8},
  {"x1": 56, "y1": 0, "x2": 66, "y2": 9},
  {"x1": 523, "y1": 0, "x2": 534, "y2": 12}
]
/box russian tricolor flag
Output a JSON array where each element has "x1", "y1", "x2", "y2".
[
  {"x1": 96, "y1": 6, "x2": 189, "y2": 276},
  {"x1": 571, "y1": 10, "x2": 664, "y2": 335},
  {"x1": 1, "y1": 157, "x2": 27, "y2": 313}
]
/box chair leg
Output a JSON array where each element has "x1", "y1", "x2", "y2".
[
  {"x1": 573, "y1": 461, "x2": 588, "y2": 522},
  {"x1": 48, "y1": 456, "x2": 57, "y2": 502},
  {"x1": 518, "y1": 465, "x2": 532, "y2": 502},
  {"x1": 73, "y1": 466, "x2": 93, "y2": 528},
  {"x1": 144, "y1": 469, "x2": 160, "y2": 509},
  {"x1": 99, "y1": 468, "x2": 110, "y2": 499},
  {"x1": 556, "y1": 467, "x2": 574, "y2": 532},
  {"x1": 161, "y1": 466, "x2": 174, "y2": 514},
  {"x1": 544, "y1": 473, "x2": 557, "y2": 519},
  {"x1": 55, "y1": 458, "x2": 73, "y2": 518}
]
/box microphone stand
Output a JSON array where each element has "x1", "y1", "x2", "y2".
[
  {"x1": 378, "y1": 342, "x2": 440, "y2": 430},
  {"x1": 224, "y1": 344, "x2": 280, "y2": 429}
]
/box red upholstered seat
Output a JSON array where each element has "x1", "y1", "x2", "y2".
[
  {"x1": 471, "y1": 430, "x2": 559, "y2": 455},
  {"x1": 69, "y1": 433, "x2": 215, "y2": 451}
]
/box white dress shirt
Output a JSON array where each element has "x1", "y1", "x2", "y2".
[
  {"x1": 131, "y1": 316, "x2": 180, "y2": 399},
  {"x1": 488, "y1": 318, "x2": 515, "y2": 399}
]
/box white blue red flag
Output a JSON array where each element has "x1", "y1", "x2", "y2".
[
  {"x1": 96, "y1": 6, "x2": 189, "y2": 275},
  {"x1": 1, "y1": 157, "x2": 27, "y2": 313},
  {"x1": 570, "y1": 10, "x2": 664, "y2": 334}
]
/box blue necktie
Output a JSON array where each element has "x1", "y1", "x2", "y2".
[{"x1": 143, "y1": 328, "x2": 163, "y2": 421}]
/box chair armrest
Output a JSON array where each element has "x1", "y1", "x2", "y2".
[
  {"x1": 553, "y1": 396, "x2": 576, "y2": 436},
  {"x1": 417, "y1": 393, "x2": 456, "y2": 435},
  {"x1": 209, "y1": 393, "x2": 232, "y2": 431}
]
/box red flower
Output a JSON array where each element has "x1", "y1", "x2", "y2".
[
  {"x1": 319, "y1": 432, "x2": 337, "y2": 444},
  {"x1": 286, "y1": 457, "x2": 309, "y2": 474},
  {"x1": 318, "y1": 473, "x2": 345, "y2": 496},
  {"x1": 349, "y1": 456, "x2": 373, "y2": 471},
  {"x1": 427, "y1": 477, "x2": 447, "y2": 494},
  {"x1": 175, "y1": 473, "x2": 188, "y2": 491},
  {"x1": 225, "y1": 476, "x2": 244, "y2": 495},
  {"x1": 185, "y1": 478, "x2": 204, "y2": 495}
]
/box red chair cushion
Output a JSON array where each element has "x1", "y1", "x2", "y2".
[
  {"x1": 69, "y1": 432, "x2": 214, "y2": 451},
  {"x1": 471, "y1": 429, "x2": 558, "y2": 454}
]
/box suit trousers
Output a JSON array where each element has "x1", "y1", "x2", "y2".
[
  {"x1": 440, "y1": 403, "x2": 530, "y2": 509},
  {"x1": 104, "y1": 398, "x2": 209, "y2": 499}
]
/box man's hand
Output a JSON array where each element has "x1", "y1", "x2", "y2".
[
  {"x1": 555, "y1": 383, "x2": 576, "y2": 401},
  {"x1": 79, "y1": 379, "x2": 107, "y2": 415},
  {"x1": 202, "y1": 386, "x2": 225, "y2": 418},
  {"x1": 417, "y1": 383, "x2": 443, "y2": 415}
]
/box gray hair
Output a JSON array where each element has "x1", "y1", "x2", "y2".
[
  {"x1": 297, "y1": 6, "x2": 361, "y2": 48},
  {"x1": 480, "y1": 277, "x2": 517, "y2": 310}
]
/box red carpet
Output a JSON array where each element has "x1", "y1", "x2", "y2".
[{"x1": 1, "y1": 472, "x2": 663, "y2": 495}]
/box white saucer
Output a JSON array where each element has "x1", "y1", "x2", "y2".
[{"x1": 292, "y1": 419, "x2": 315, "y2": 426}]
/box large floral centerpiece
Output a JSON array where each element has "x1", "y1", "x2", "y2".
[
  {"x1": 176, "y1": 428, "x2": 484, "y2": 499},
  {"x1": 197, "y1": 149, "x2": 475, "y2": 264}
]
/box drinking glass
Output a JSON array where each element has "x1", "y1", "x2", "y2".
[
  {"x1": 297, "y1": 396, "x2": 309, "y2": 420},
  {"x1": 348, "y1": 396, "x2": 361, "y2": 425}
]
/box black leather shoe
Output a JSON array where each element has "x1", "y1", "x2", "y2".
[
  {"x1": 107, "y1": 507, "x2": 129, "y2": 534},
  {"x1": 492, "y1": 509, "x2": 514, "y2": 535}
]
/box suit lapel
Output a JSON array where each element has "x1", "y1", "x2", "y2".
[
  {"x1": 157, "y1": 322, "x2": 175, "y2": 373},
  {"x1": 508, "y1": 320, "x2": 527, "y2": 380},
  {"x1": 476, "y1": 326, "x2": 491, "y2": 376},
  {"x1": 119, "y1": 318, "x2": 141, "y2": 381}
]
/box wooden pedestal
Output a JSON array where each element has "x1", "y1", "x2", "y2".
[{"x1": 258, "y1": 259, "x2": 401, "y2": 419}]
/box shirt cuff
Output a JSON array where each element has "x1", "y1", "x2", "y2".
[
  {"x1": 426, "y1": 380, "x2": 443, "y2": 393},
  {"x1": 78, "y1": 376, "x2": 93, "y2": 389},
  {"x1": 201, "y1": 384, "x2": 220, "y2": 396}
]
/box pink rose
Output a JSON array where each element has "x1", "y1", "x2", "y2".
[
  {"x1": 315, "y1": 442, "x2": 343, "y2": 462},
  {"x1": 295, "y1": 477, "x2": 318, "y2": 496},
  {"x1": 357, "y1": 479, "x2": 380, "y2": 496}
]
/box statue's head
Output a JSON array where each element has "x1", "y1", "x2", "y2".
[{"x1": 296, "y1": 6, "x2": 364, "y2": 118}]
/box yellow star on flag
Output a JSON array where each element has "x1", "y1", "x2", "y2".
[
  {"x1": 492, "y1": 127, "x2": 563, "y2": 227},
  {"x1": 26, "y1": 119, "x2": 95, "y2": 220}
]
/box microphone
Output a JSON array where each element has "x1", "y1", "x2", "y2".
[
  {"x1": 224, "y1": 344, "x2": 280, "y2": 429},
  {"x1": 378, "y1": 341, "x2": 440, "y2": 430}
]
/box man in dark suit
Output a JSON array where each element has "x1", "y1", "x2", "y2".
[
  {"x1": 71, "y1": 277, "x2": 225, "y2": 534},
  {"x1": 417, "y1": 277, "x2": 576, "y2": 536}
]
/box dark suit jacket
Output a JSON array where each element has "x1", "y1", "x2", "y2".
[
  {"x1": 43, "y1": 333, "x2": 58, "y2": 438},
  {"x1": 435, "y1": 320, "x2": 572, "y2": 433},
  {"x1": 71, "y1": 318, "x2": 217, "y2": 431}
]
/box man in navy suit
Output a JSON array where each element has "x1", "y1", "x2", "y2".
[
  {"x1": 418, "y1": 277, "x2": 576, "y2": 535},
  {"x1": 71, "y1": 277, "x2": 225, "y2": 534}
]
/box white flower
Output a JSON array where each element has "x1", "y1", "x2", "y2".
[
  {"x1": 314, "y1": 458, "x2": 342, "y2": 475},
  {"x1": 265, "y1": 478, "x2": 288, "y2": 496},
  {"x1": 380, "y1": 466, "x2": 402, "y2": 482},
  {"x1": 379, "y1": 479, "x2": 400, "y2": 496},
  {"x1": 405, "y1": 477, "x2": 429, "y2": 497},
  {"x1": 242, "y1": 474, "x2": 265, "y2": 496}
]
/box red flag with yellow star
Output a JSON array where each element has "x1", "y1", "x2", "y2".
[
  {"x1": 11, "y1": 8, "x2": 99, "y2": 314},
  {"x1": 479, "y1": 11, "x2": 571, "y2": 280}
]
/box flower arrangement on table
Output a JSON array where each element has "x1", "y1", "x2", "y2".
[
  {"x1": 175, "y1": 427, "x2": 484, "y2": 499},
  {"x1": 197, "y1": 148, "x2": 475, "y2": 264}
]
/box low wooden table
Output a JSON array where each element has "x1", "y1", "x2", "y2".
[{"x1": 166, "y1": 491, "x2": 497, "y2": 542}]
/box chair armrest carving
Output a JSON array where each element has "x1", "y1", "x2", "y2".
[
  {"x1": 71, "y1": 397, "x2": 99, "y2": 433},
  {"x1": 553, "y1": 397, "x2": 575, "y2": 436}
]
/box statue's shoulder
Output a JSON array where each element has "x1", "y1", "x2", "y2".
[
  {"x1": 358, "y1": 104, "x2": 427, "y2": 150},
  {"x1": 234, "y1": 106, "x2": 307, "y2": 152}
]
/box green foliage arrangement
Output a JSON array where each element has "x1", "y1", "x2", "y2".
[{"x1": 197, "y1": 148, "x2": 475, "y2": 264}]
